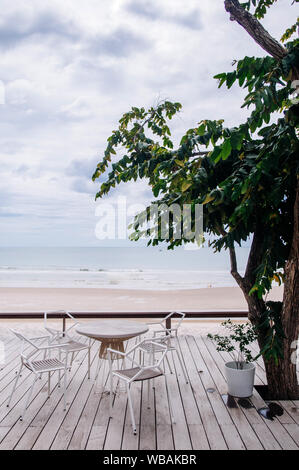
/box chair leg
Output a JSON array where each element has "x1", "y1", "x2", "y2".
[
  {"x1": 7, "y1": 363, "x2": 23, "y2": 407},
  {"x1": 20, "y1": 374, "x2": 38, "y2": 421},
  {"x1": 167, "y1": 383, "x2": 176, "y2": 424},
  {"x1": 166, "y1": 354, "x2": 173, "y2": 374},
  {"x1": 48, "y1": 372, "x2": 51, "y2": 398},
  {"x1": 126, "y1": 383, "x2": 136, "y2": 435},
  {"x1": 69, "y1": 352, "x2": 75, "y2": 371},
  {"x1": 63, "y1": 364, "x2": 68, "y2": 411},
  {"x1": 94, "y1": 356, "x2": 101, "y2": 383},
  {"x1": 170, "y1": 349, "x2": 176, "y2": 372},
  {"x1": 88, "y1": 347, "x2": 91, "y2": 379},
  {"x1": 175, "y1": 349, "x2": 189, "y2": 384},
  {"x1": 58, "y1": 348, "x2": 61, "y2": 388},
  {"x1": 100, "y1": 359, "x2": 106, "y2": 391},
  {"x1": 109, "y1": 374, "x2": 114, "y2": 417},
  {"x1": 147, "y1": 379, "x2": 150, "y2": 409}
]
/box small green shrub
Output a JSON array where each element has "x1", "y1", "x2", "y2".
[{"x1": 208, "y1": 320, "x2": 258, "y2": 369}]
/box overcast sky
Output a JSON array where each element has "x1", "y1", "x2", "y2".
[{"x1": 0, "y1": 0, "x2": 294, "y2": 246}]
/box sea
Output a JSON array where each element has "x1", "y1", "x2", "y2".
[{"x1": 0, "y1": 246, "x2": 249, "y2": 290}]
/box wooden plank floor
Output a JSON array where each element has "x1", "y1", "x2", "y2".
[{"x1": 0, "y1": 321, "x2": 298, "y2": 450}]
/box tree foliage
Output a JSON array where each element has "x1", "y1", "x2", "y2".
[
  {"x1": 93, "y1": 53, "x2": 299, "y2": 293},
  {"x1": 93, "y1": 2, "x2": 299, "y2": 361}
]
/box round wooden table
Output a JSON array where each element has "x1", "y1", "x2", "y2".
[{"x1": 76, "y1": 320, "x2": 149, "y2": 360}]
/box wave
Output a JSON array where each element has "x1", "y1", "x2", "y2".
[{"x1": 0, "y1": 267, "x2": 241, "y2": 290}]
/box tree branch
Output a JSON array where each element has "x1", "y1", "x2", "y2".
[
  {"x1": 229, "y1": 244, "x2": 245, "y2": 288},
  {"x1": 224, "y1": 0, "x2": 287, "y2": 60},
  {"x1": 244, "y1": 228, "x2": 265, "y2": 283},
  {"x1": 215, "y1": 222, "x2": 244, "y2": 288},
  {"x1": 192, "y1": 151, "x2": 209, "y2": 156}
]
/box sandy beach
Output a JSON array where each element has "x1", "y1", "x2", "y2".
[{"x1": 0, "y1": 286, "x2": 283, "y2": 312}]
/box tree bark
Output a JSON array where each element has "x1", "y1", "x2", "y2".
[
  {"x1": 260, "y1": 182, "x2": 299, "y2": 399},
  {"x1": 276, "y1": 180, "x2": 299, "y2": 399},
  {"x1": 224, "y1": 0, "x2": 287, "y2": 59}
]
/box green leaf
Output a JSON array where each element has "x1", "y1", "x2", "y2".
[
  {"x1": 181, "y1": 181, "x2": 192, "y2": 192},
  {"x1": 175, "y1": 159, "x2": 185, "y2": 168},
  {"x1": 202, "y1": 193, "x2": 215, "y2": 205},
  {"x1": 230, "y1": 132, "x2": 244, "y2": 150},
  {"x1": 220, "y1": 139, "x2": 232, "y2": 160}
]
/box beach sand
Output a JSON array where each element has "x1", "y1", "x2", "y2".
[{"x1": 0, "y1": 286, "x2": 283, "y2": 312}]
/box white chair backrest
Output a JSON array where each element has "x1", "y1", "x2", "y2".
[
  {"x1": 123, "y1": 339, "x2": 167, "y2": 370},
  {"x1": 44, "y1": 310, "x2": 77, "y2": 338},
  {"x1": 163, "y1": 311, "x2": 185, "y2": 331},
  {"x1": 10, "y1": 329, "x2": 39, "y2": 362},
  {"x1": 141, "y1": 340, "x2": 168, "y2": 368},
  {"x1": 10, "y1": 329, "x2": 37, "y2": 348}
]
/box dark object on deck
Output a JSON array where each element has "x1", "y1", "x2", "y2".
[
  {"x1": 238, "y1": 398, "x2": 254, "y2": 409},
  {"x1": 258, "y1": 407, "x2": 274, "y2": 420},
  {"x1": 258, "y1": 402, "x2": 284, "y2": 420},
  {"x1": 207, "y1": 388, "x2": 216, "y2": 393},
  {"x1": 221, "y1": 394, "x2": 238, "y2": 408},
  {"x1": 268, "y1": 402, "x2": 284, "y2": 417}
]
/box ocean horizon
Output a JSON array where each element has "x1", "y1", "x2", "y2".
[{"x1": 0, "y1": 246, "x2": 249, "y2": 290}]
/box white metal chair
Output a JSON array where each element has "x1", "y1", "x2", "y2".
[
  {"x1": 142, "y1": 311, "x2": 189, "y2": 383},
  {"x1": 44, "y1": 310, "x2": 91, "y2": 380},
  {"x1": 7, "y1": 330, "x2": 70, "y2": 420},
  {"x1": 108, "y1": 339, "x2": 175, "y2": 435}
]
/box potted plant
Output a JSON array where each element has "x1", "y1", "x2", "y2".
[{"x1": 208, "y1": 320, "x2": 258, "y2": 398}]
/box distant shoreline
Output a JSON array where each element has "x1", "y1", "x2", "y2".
[{"x1": 0, "y1": 286, "x2": 283, "y2": 313}]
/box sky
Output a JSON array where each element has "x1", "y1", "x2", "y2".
[{"x1": 0, "y1": 0, "x2": 295, "y2": 246}]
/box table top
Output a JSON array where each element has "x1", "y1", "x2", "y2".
[{"x1": 76, "y1": 319, "x2": 149, "y2": 340}]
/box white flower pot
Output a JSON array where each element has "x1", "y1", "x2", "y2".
[{"x1": 224, "y1": 361, "x2": 256, "y2": 398}]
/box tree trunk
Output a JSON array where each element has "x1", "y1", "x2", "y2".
[
  {"x1": 266, "y1": 181, "x2": 299, "y2": 399},
  {"x1": 246, "y1": 184, "x2": 299, "y2": 399},
  {"x1": 224, "y1": 0, "x2": 299, "y2": 400},
  {"x1": 233, "y1": 216, "x2": 299, "y2": 398}
]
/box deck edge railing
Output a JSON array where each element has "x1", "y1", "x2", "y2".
[{"x1": 0, "y1": 310, "x2": 248, "y2": 332}]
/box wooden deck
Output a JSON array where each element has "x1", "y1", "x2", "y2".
[{"x1": 0, "y1": 320, "x2": 298, "y2": 450}]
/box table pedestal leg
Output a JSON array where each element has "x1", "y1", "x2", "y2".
[
  {"x1": 94, "y1": 338, "x2": 129, "y2": 394},
  {"x1": 99, "y1": 339, "x2": 125, "y2": 360}
]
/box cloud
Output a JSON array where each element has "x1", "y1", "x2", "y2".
[
  {"x1": 59, "y1": 97, "x2": 93, "y2": 120},
  {"x1": 0, "y1": 10, "x2": 81, "y2": 49},
  {"x1": 0, "y1": 9, "x2": 150, "y2": 60},
  {"x1": 0, "y1": 0, "x2": 294, "y2": 246},
  {"x1": 66, "y1": 156, "x2": 102, "y2": 195},
  {"x1": 0, "y1": 211, "x2": 23, "y2": 218},
  {"x1": 126, "y1": 1, "x2": 202, "y2": 30},
  {"x1": 66, "y1": 156, "x2": 100, "y2": 180},
  {"x1": 70, "y1": 178, "x2": 96, "y2": 195},
  {"x1": 86, "y1": 27, "x2": 151, "y2": 58}
]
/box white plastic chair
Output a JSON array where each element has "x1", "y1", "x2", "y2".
[
  {"x1": 108, "y1": 339, "x2": 175, "y2": 435},
  {"x1": 143, "y1": 311, "x2": 189, "y2": 383},
  {"x1": 7, "y1": 330, "x2": 70, "y2": 420},
  {"x1": 44, "y1": 310, "x2": 91, "y2": 379}
]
